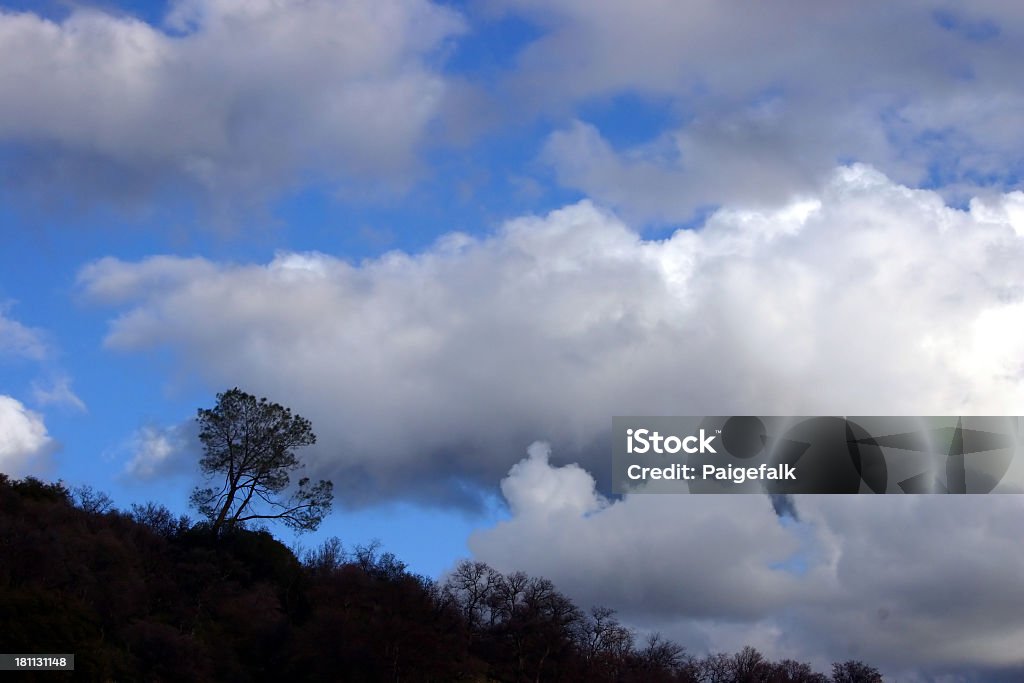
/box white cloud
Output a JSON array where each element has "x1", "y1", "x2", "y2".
[
  {"x1": 470, "y1": 444, "x2": 1024, "y2": 677},
  {"x1": 0, "y1": 395, "x2": 55, "y2": 477},
  {"x1": 0, "y1": 0, "x2": 464, "y2": 204},
  {"x1": 0, "y1": 305, "x2": 48, "y2": 360},
  {"x1": 471, "y1": 443, "x2": 801, "y2": 619},
  {"x1": 1, "y1": 306, "x2": 84, "y2": 413},
  {"x1": 124, "y1": 423, "x2": 197, "y2": 481},
  {"x1": 501, "y1": 441, "x2": 605, "y2": 518},
  {"x1": 78, "y1": 166, "x2": 1024, "y2": 504},
  {"x1": 491, "y1": 0, "x2": 1024, "y2": 219},
  {"x1": 31, "y1": 374, "x2": 87, "y2": 413}
]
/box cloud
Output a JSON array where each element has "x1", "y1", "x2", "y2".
[
  {"x1": 793, "y1": 495, "x2": 1024, "y2": 673},
  {"x1": 491, "y1": 0, "x2": 1024, "y2": 219},
  {"x1": 31, "y1": 374, "x2": 86, "y2": 413},
  {"x1": 1, "y1": 305, "x2": 84, "y2": 412},
  {"x1": 0, "y1": 395, "x2": 55, "y2": 477},
  {"x1": 500, "y1": 441, "x2": 606, "y2": 518},
  {"x1": 123, "y1": 422, "x2": 198, "y2": 481},
  {"x1": 472, "y1": 442, "x2": 802, "y2": 620},
  {"x1": 0, "y1": 0, "x2": 464, "y2": 209},
  {"x1": 0, "y1": 305, "x2": 48, "y2": 361},
  {"x1": 77, "y1": 166, "x2": 1024, "y2": 505},
  {"x1": 469, "y1": 443, "x2": 1024, "y2": 678}
]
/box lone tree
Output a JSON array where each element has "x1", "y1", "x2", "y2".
[{"x1": 190, "y1": 388, "x2": 333, "y2": 535}]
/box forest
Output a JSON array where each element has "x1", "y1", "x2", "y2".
[{"x1": 0, "y1": 472, "x2": 885, "y2": 682}]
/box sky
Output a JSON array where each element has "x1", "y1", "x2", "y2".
[{"x1": 2, "y1": 1, "x2": 1024, "y2": 679}]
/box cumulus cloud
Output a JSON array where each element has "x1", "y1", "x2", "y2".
[
  {"x1": 0, "y1": 0, "x2": 464, "y2": 207},
  {"x1": 77, "y1": 166, "x2": 1024, "y2": 505},
  {"x1": 793, "y1": 495, "x2": 1024, "y2": 674},
  {"x1": 470, "y1": 443, "x2": 1024, "y2": 678},
  {"x1": 491, "y1": 0, "x2": 1024, "y2": 219},
  {"x1": 472, "y1": 442, "x2": 802, "y2": 619},
  {"x1": 500, "y1": 441, "x2": 606, "y2": 518},
  {"x1": 0, "y1": 395, "x2": 55, "y2": 477}
]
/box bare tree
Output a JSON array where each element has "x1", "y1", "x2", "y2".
[
  {"x1": 72, "y1": 484, "x2": 114, "y2": 514},
  {"x1": 638, "y1": 632, "x2": 689, "y2": 674},
  {"x1": 443, "y1": 560, "x2": 502, "y2": 634},
  {"x1": 831, "y1": 660, "x2": 883, "y2": 683},
  {"x1": 577, "y1": 606, "x2": 634, "y2": 670}
]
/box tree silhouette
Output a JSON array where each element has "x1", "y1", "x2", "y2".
[
  {"x1": 2, "y1": 473, "x2": 895, "y2": 682},
  {"x1": 831, "y1": 660, "x2": 884, "y2": 683},
  {"x1": 189, "y1": 388, "x2": 332, "y2": 535}
]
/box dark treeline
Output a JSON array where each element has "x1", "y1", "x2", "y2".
[{"x1": 1, "y1": 474, "x2": 884, "y2": 682}]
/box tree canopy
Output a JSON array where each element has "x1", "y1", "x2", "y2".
[
  {"x1": 0, "y1": 472, "x2": 891, "y2": 682},
  {"x1": 189, "y1": 388, "x2": 333, "y2": 534}
]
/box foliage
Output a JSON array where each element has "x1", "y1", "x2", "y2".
[
  {"x1": 189, "y1": 388, "x2": 332, "y2": 534},
  {"x1": 128, "y1": 501, "x2": 192, "y2": 538},
  {"x1": 0, "y1": 474, "x2": 888, "y2": 682}
]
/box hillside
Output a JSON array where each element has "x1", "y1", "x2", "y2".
[{"x1": 0, "y1": 474, "x2": 881, "y2": 682}]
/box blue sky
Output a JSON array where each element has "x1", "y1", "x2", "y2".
[{"x1": 3, "y1": 1, "x2": 1024, "y2": 678}]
